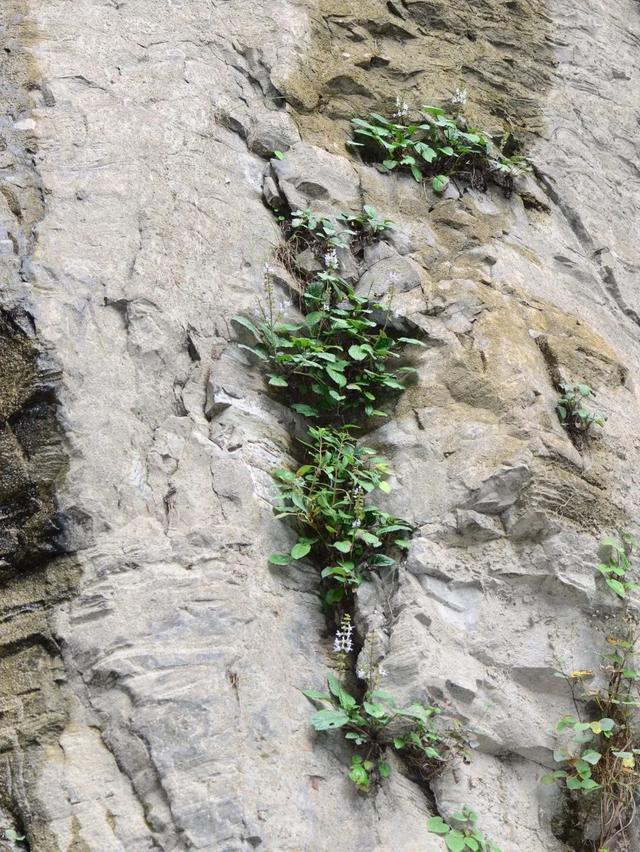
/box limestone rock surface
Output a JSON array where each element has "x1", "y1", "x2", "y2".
[{"x1": 0, "y1": 0, "x2": 639, "y2": 850}]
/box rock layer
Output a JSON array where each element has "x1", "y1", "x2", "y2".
[{"x1": 0, "y1": 0, "x2": 639, "y2": 850}]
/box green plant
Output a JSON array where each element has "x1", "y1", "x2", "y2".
[
  {"x1": 542, "y1": 713, "x2": 616, "y2": 793},
  {"x1": 290, "y1": 207, "x2": 347, "y2": 250},
  {"x1": 348, "y1": 105, "x2": 526, "y2": 194},
  {"x1": 597, "y1": 533, "x2": 639, "y2": 599},
  {"x1": 267, "y1": 425, "x2": 412, "y2": 604},
  {"x1": 337, "y1": 204, "x2": 393, "y2": 238},
  {"x1": 428, "y1": 807, "x2": 501, "y2": 852},
  {"x1": 555, "y1": 382, "x2": 607, "y2": 436},
  {"x1": 543, "y1": 628, "x2": 640, "y2": 850},
  {"x1": 232, "y1": 276, "x2": 423, "y2": 419},
  {"x1": 303, "y1": 672, "x2": 445, "y2": 792}
]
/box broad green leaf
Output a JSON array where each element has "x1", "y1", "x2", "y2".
[
  {"x1": 581, "y1": 749, "x2": 601, "y2": 765},
  {"x1": 383, "y1": 159, "x2": 398, "y2": 170},
  {"x1": 445, "y1": 831, "x2": 466, "y2": 852},
  {"x1": 332, "y1": 541, "x2": 353, "y2": 553},
  {"x1": 231, "y1": 315, "x2": 259, "y2": 338},
  {"x1": 238, "y1": 343, "x2": 268, "y2": 361},
  {"x1": 310, "y1": 708, "x2": 349, "y2": 730},
  {"x1": 357, "y1": 531, "x2": 382, "y2": 547},
  {"x1": 301, "y1": 688, "x2": 330, "y2": 702},
  {"x1": 378, "y1": 760, "x2": 391, "y2": 778},
  {"x1": 348, "y1": 345, "x2": 367, "y2": 361},
  {"x1": 273, "y1": 150, "x2": 285, "y2": 160},
  {"x1": 606, "y1": 578, "x2": 626, "y2": 598},
  {"x1": 427, "y1": 817, "x2": 450, "y2": 835},
  {"x1": 268, "y1": 374, "x2": 288, "y2": 387},
  {"x1": 292, "y1": 403, "x2": 318, "y2": 417},
  {"x1": 291, "y1": 541, "x2": 312, "y2": 560},
  {"x1": 432, "y1": 174, "x2": 449, "y2": 193},
  {"x1": 268, "y1": 553, "x2": 290, "y2": 565},
  {"x1": 378, "y1": 480, "x2": 391, "y2": 494}
]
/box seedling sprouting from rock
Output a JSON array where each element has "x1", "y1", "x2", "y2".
[
  {"x1": 428, "y1": 807, "x2": 501, "y2": 852},
  {"x1": 556, "y1": 382, "x2": 607, "y2": 438},
  {"x1": 597, "y1": 533, "x2": 639, "y2": 600}
]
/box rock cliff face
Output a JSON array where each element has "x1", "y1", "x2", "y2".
[{"x1": 1, "y1": 0, "x2": 640, "y2": 850}]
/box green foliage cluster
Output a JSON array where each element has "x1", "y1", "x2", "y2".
[
  {"x1": 348, "y1": 106, "x2": 526, "y2": 194},
  {"x1": 289, "y1": 207, "x2": 347, "y2": 250},
  {"x1": 303, "y1": 673, "x2": 444, "y2": 793},
  {"x1": 267, "y1": 426, "x2": 411, "y2": 605},
  {"x1": 337, "y1": 204, "x2": 393, "y2": 239},
  {"x1": 234, "y1": 195, "x2": 490, "y2": 841},
  {"x1": 428, "y1": 807, "x2": 501, "y2": 852},
  {"x1": 556, "y1": 382, "x2": 607, "y2": 436},
  {"x1": 232, "y1": 277, "x2": 422, "y2": 419},
  {"x1": 542, "y1": 713, "x2": 616, "y2": 793},
  {"x1": 597, "y1": 533, "x2": 639, "y2": 600},
  {"x1": 543, "y1": 628, "x2": 640, "y2": 850}
]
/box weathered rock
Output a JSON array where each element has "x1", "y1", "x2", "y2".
[{"x1": 1, "y1": 0, "x2": 640, "y2": 850}]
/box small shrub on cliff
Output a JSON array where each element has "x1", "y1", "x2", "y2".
[
  {"x1": 543, "y1": 629, "x2": 640, "y2": 850},
  {"x1": 267, "y1": 425, "x2": 412, "y2": 605},
  {"x1": 428, "y1": 807, "x2": 501, "y2": 852},
  {"x1": 337, "y1": 204, "x2": 393, "y2": 238},
  {"x1": 597, "y1": 533, "x2": 639, "y2": 600},
  {"x1": 348, "y1": 105, "x2": 526, "y2": 195},
  {"x1": 555, "y1": 382, "x2": 607, "y2": 437},
  {"x1": 303, "y1": 671, "x2": 445, "y2": 792},
  {"x1": 232, "y1": 276, "x2": 423, "y2": 419}
]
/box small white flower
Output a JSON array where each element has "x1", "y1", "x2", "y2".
[
  {"x1": 451, "y1": 87, "x2": 468, "y2": 106},
  {"x1": 333, "y1": 617, "x2": 354, "y2": 654},
  {"x1": 394, "y1": 95, "x2": 410, "y2": 119},
  {"x1": 352, "y1": 519, "x2": 361, "y2": 528},
  {"x1": 324, "y1": 249, "x2": 339, "y2": 269}
]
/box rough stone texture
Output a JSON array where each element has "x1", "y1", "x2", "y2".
[{"x1": 0, "y1": 0, "x2": 639, "y2": 850}]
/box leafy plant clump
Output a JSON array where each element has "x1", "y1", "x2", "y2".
[
  {"x1": 428, "y1": 807, "x2": 501, "y2": 852},
  {"x1": 348, "y1": 105, "x2": 527, "y2": 195},
  {"x1": 556, "y1": 382, "x2": 607, "y2": 438},
  {"x1": 268, "y1": 425, "x2": 412, "y2": 605},
  {"x1": 232, "y1": 274, "x2": 423, "y2": 420},
  {"x1": 597, "y1": 533, "x2": 639, "y2": 600},
  {"x1": 275, "y1": 204, "x2": 394, "y2": 278},
  {"x1": 543, "y1": 628, "x2": 640, "y2": 850},
  {"x1": 303, "y1": 672, "x2": 446, "y2": 792},
  {"x1": 542, "y1": 713, "x2": 616, "y2": 794}
]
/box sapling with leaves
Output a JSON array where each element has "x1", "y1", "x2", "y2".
[{"x1": 267, "y1": 425, "x2": 412, "y2": 605}]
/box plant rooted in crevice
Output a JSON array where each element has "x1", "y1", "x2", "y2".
[
  {"x1": 303, "y1": 624, "x2": 465, "y2": 794},
  {"x1": 267, "y1": 425, "x2": 411, "y2": 606},
  {"x1": 348, "y1": 105, "x2": 527, "y2": 196},
  {"x1": 556, "y1": 382, "x2": 607, "y2": 442},
  {"x1": 428, "y1": 807, "x2": 502, "y2": 852},
  {"x1": 596, "y1": 533, "x2": 639, "y2": 601},
  {"x1": 233, "y1": 276, "x2": 422, "y2": 420},
  {"x1": 543, "y1": 624, "x2": 640, "y2": 851}
]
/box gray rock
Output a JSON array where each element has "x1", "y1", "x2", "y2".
[
  {"x1": 356, "y1": 254, "x2": 424, "y2": 299},
  {"x1": 247, "y1": 111, "x2": 300, "y2": 159}
]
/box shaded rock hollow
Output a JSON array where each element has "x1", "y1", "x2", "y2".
[{"x1": 0, "y1": 0, "x2": 639, "y2": 850}]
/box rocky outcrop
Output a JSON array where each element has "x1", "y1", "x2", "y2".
[{"x1": 0, "y1": 0, "x2": 639, "y2": 850}]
